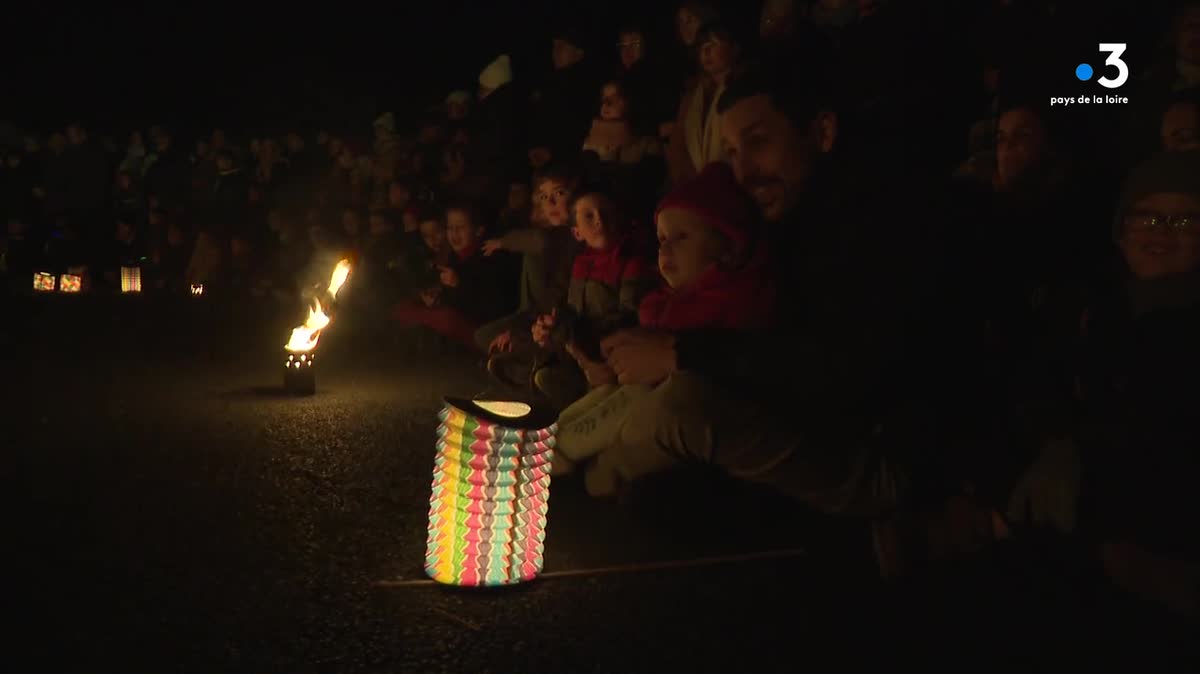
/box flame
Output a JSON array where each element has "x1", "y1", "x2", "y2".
[
  {"x1": 284, "y1": 259, "x2": 352, "y2": 353},
  {"x1": 328, "y1": 259, "x2": 352, "y2": 299},
  {"x1": 285, "y1": 297, "x2": 332, "y2": 352}
]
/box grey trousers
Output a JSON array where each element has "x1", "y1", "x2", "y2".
[{"x1": 566, "y1": 372, "x2": 904, "y2": 516}]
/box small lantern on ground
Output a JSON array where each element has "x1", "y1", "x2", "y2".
[
  {"x1": 425, "y1": 398, "x2": 558, "y2": 586},
  {"x1": 59, "y1": 274, "x2": 82, "y2": 293},
  {"x1": 120, "y1": 266, "x2": 142, "y2": 293},
  {"x1": 33, "y1": 272, "x2": 55, "y2": 291},
  {"x1": 190, "y1": 284, "x2": 204, "y2": 296}
]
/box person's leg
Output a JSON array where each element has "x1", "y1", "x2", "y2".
[
  {"x1": 556, "y1": 384, "x2": 652, "y2": 462},
  {"x1": 589, "y1": 372, "x2": 887, "y2": 515},
  {"x1": 420, "y1": 305, "x2": 481, "y2": 352},
  {"x1": 533, "y1": 360, "x2": 588, "y2": 412}
]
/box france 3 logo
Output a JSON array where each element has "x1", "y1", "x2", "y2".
[
  {"x1": 1073, "y1": 43, "x2": 1129, "y2": 89},
  {"x1": 1050, "y1": 43, "x2": 1130, "y2": 107}
]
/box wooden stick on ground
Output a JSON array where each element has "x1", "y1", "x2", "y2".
[{"x1": 374, "y1": 547, "x2": 808, "y2": 589}]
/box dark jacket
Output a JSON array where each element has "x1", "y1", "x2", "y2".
[
  {"x1": 144, "y1": 146, "x2": 190, "y2": 210},
  {"x1": 470, "y1": 83, "x2": 525, "y2": 172},
  {"x1": 209, "y1": 167, "x2": 250, "y2": 229},
  {"x1": 530, "y1": 61, "x2": 602, "y2": 160},
  {"x1": 555, "y1": 235, "x2": 656, "y2": 356},
  {"x1": 63, "y1": 141, "x2": 111, "y2": 213},
  {"x1": 673, "y1": 149, "x2": 959, "y2": 479},
  {"x1": 439, "y1": 244, "x2": 513, "y2": 324},
  {"x1": 498, "y1": 225, "x2": 578, "y2": 316},
  {"x1": 1078, "y1": 276, "x2": 1200, "y2": 561}
]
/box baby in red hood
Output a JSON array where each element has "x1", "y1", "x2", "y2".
[{"x1": 558, "y1": 161, "x2": 775, "y2": 471}]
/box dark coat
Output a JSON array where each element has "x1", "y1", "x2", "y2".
[
  {"x1": 530, "y1": 61, "x2": 603, "y2": 160},
  {"x1": 63, "y1": 141, "x2": 111, "y2": 213},
  {"x1": 1078, "y1": 278, "x2": 1200, "y2": 561},
  {"x1": 439, "y1": 244, "x2": 513, "y2": 324}
]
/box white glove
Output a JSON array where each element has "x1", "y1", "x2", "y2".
[{"x1": 1007, "y1": 438, "x2": 1081, "y2": 533}]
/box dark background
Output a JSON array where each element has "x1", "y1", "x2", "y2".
[{"x1": 4, "y1": 1, "x2": 699, "y2": 139}]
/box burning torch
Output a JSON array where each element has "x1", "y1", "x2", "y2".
[{"x1": 284, "y1": 259, "x2": 352, "y2": 395}]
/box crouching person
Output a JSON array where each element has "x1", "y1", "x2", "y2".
[{"x1": 554, "y1": 162, "x2": 774, "y2": 479}]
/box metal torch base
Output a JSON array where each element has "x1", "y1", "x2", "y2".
[{"x1": 284, "y1": 353, "x2": 316, "y2": 395}]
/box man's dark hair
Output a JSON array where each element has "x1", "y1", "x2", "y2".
[
  {"x1": 413, "y1": 203, "x2": 444, "y2": 225},
  {"x1": 442, "y1": 199, "x2": 483, "y2": 227},
  {"x1": 214, "y1": 149, "x2": 235, "y2": 163},
  {"x1": 694, "y1": 21, "x2": 741, "y2": 55},
  {"x1": 717, "y1": 54, "x2": 836, "y2": 132}
]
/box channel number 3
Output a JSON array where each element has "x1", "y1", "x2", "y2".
[{"x1": 1097, "y1": 43, "x2": 1129, "y2": 89}]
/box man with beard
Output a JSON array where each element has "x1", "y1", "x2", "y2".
[{"x1": 586, "y1": 58, "x2": 973, "y2": 573}]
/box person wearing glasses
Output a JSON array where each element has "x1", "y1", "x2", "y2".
[{"x1": 1075, "y1": 150, "x2": 1200, "y2": 619}]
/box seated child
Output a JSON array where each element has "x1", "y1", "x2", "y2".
[
  {"x1": 520, "y1": 180, "x2": 657, "y2": 411},
  {"x1": 150, "y1": 215, "x2": 192, "y2": 293},
  {"x1": 476, "y1": 163, "x2": 581, "y2": 355},
  {"x1": 552, "y1": 162, "x2": 775, "y2": 484},
  {"x1": 392, "y1": 202, "x2": 510, "y2": 350},
  {"x1": 103, "y1": 213, "x2": 148, "y2": 290}
]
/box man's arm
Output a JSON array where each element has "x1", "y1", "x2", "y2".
[{"x1": 499, "y1": 227, "x2": 548, "y2": 256}]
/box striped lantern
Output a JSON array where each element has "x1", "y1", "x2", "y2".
[
  {"x1": 425, "y1": 398, "x2": 558, "y2": 586},
  {"x1": 120, "y1": 266, "x2": 142, "y2": 293}
]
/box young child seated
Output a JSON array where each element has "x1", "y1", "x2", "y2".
[
  {"x1": 496, "y1": 180, "x2": 656, "y2": 411},
  {"x1": 392, "y1": 202, "x2": 511, "y2": 350},
  {"x1": 476, "y1": 164, "x2": 581, "y2": 357},
  {"x1": 552, "y1": 162, "x2": 774, "y2": 482}
]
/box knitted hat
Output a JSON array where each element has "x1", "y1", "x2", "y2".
[
  {"x1": 1113, "y1": 150, "x2": 1200, "y2": 238},
  {"x1": 479, "y1": 55, "x2": 513, "y2": 90},
  {"x1": 656, "y1": 161, "x2": 758, "y2": 256}
]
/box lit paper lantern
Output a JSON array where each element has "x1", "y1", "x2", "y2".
[
  {"x1": 425, "y1": 398, "x2": 558, "y2": 586},
  {"x1": 120, "y1": 266, "x2": 142, "y2": 293},
  {"x1": 59, "y1": 274, "x2": 82, "y2": 293},
  {"x1": 190, "y1": 284, "x2": 204, "y2": 296},
  {"x1": 33, "y1": 272, "x2": 55, "y2": 291}
]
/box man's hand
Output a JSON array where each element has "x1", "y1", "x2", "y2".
[
  {"x1": 488, "y1": 330, "x2": 513, "y2": 354},
  {"x1": 482, "y1": 239, "x2": 504, "y2": 256},
  {"x1": 437, "y1": 265, "x2": 459, "y2": 288},
  {"x1": 566, "y1": 343, "x2": 617, "y2": 387},
  {"x1": 601, "y1": 329, "x2": 678, "y2": 385}
]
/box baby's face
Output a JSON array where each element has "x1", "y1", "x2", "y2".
[{"x1": 656, "y1": 208, "x2": 725, "y2": 289}]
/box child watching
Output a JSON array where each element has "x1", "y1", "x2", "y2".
[
  {"x1": 522, "y1": 180, "x2": 657, "y2": 411},
  {"x1": 393, "y1": 202, "x2": 510, "y2": 350},
  {"x1": 476, "y1": 164, "x2": 581, "y2": 358},
  {"x1": 551, "y1": 162, "x2": 774, "y2": 485}
]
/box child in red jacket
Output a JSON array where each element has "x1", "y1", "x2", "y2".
[
  {"x1": 555, "y1": 161, "x2": 774, "y2": 475},
  {"x1": 526, "y1": 182, "x2": 658, "y2": 410}
]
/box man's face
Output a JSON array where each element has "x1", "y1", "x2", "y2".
[
  {"x1": 419, "y1": 220, "x2": 446, "y2": 253},
  {"x1": 677, "y1": 8, "x2": 701, "y2": 46},
  {"x1": 156, "y1": 134, "x2": 170, "y2": 153},
  {"x1": 1177, "y1": 6, "x2": 1200, "y2": 64},
  {"x1": 722, "y1": 93, "x2": 826, "y2": 223},
  {"x1": 1162, "y1": 102, "x2": 1200, "y2": 152},
  {"x1": 600, "y1": 83, "x2": 628, "y2": 121},
  {"x1": 572, "y1": 195, "x2": 610, "y2": 249},
  {"x1": 1120, "y1": 192, "x2": 1200, "y2": 279},
  {"x1": 217, "y1": 156, "x2": 233, "y2": 172},
  {"x1": 537, "y1": 179, "x2": 572, "y2": 226},
  {"x1": 117, "y1": 173, "x2": 132, "y2": 190},
  {"x1": 618, "y1": 31, "x2": 644, "y2": 69},
  {"x1": 67, "y1": 126, "x2": 85, "y2": 145},
  {"x1": 698, "y1": 35, "x2": 735, "y2": 77},
  {"x1": 995, "y1": 107, "x2": 1048, "y2": 189},
  {"x1": 286, "y1": 133, "x2": 303, "y2": 153},
  {"x1": 656, "y1": 207, "x2": 725, "y2": 289},
  {"x1": 115, "y1": 221, "x2": 135, "y2": 242},
  {"x1": 447, "y1": 101, "x2": 468, "y2": 120},
  {"x1": 446, "y1": 209, "x2": 479, "y2": 253}
]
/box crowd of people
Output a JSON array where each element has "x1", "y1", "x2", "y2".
[{"x1": 3, "y1": 0, "x2": 1199, "y2": 620}]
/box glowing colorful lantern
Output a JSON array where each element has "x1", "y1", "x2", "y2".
[
  {"x1": 120, "y1": 266, "x2": 142, "y2": 293},
  {"x1": 33, "y1": 272, "x2": 55, "y2": 291},
  {"x1": 425, "y1": 398, "x2": 557, "y2": 586},
  {"x1": 59, "y1": 274, "x2": 82, "y2": 293}
]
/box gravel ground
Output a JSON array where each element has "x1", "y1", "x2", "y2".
[{"x1": 3, "y1": 295, "x2": 1194, "y2": 672}]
